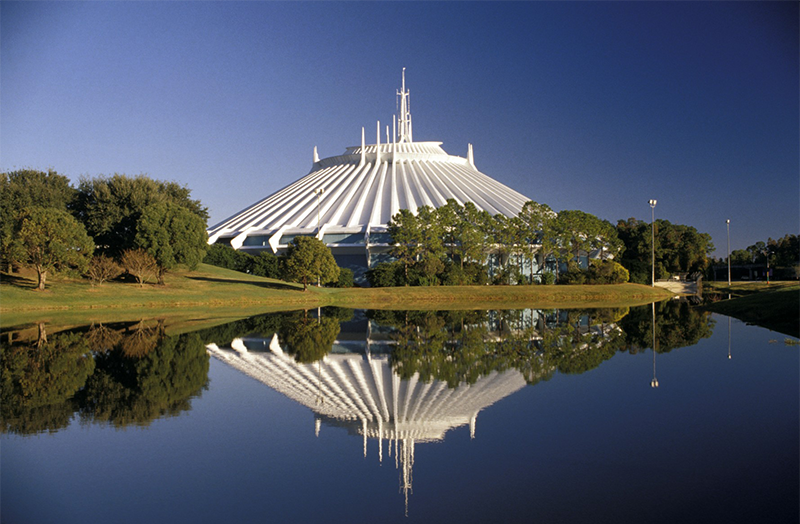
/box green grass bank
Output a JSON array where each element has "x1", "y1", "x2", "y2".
[
  {"x1": 1, "y1": 264, "x2": 672, "y2": 327},
  {"x1": 701, "y1": 281, "x2": 799, "y2": 338}
]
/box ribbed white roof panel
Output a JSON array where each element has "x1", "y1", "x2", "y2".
[{"x1": 208, "y1": 142, "x2": 531, "y2": 242}]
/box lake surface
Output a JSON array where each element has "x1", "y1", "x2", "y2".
[{"x1": 2, "y1": 302, "x2": 798, "y2": 524}]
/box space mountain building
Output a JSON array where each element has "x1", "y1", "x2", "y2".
[{"x1": 207, "y1": 70, "x2": 532, "y2": 279}]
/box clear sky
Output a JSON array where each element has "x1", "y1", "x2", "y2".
[{"x1": 2, "y1": 1, "x2": 797, "y2": 255}]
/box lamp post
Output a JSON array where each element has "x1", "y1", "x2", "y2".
[
  {"x1": 315, "y1": 187, "x2": 324, "y2": 287},
  {"x1": 315, "y1": 187, "x2": 325, "y2": 237},
  {"x1": 726, "y1": 219, "x2": 731, "y2": 286},
  {"x1": 649, "y1": 200, "x2": 657, "y2": 287}
]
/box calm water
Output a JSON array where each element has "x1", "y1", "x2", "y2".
[{"x1": 2, "y1": 302, "x2": 798, "y2": 524}]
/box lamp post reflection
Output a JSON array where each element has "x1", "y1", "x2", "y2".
[
  {"x1": 651, "y1": 301, "x2": 659, "y2": 388},
  {"x1": 727, "y1": 315, "x2": 732, "y2": 360}
]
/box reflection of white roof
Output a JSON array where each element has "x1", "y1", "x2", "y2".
[
  {"x1": 207, "y1": 333, "x2": 528, "y2": 514},
  {"x1": 207, "y1": 335, "x2": 527, "y2": 442},
  {"x1": 208, "y1": 70, "x2": 531, "y2": 247}
]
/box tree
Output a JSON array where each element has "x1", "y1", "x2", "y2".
[
  {"x1": 86, "y1": 255, "x2": 122, "y2": 286},
  {"x1": 283, "y1": 236, "x2": 340, "y2": 291},
  {"x1": 134, "y1": 201, "x2": 208, "y2": 284},
  {"x1": 0, "y1": 169, "x2": 77, "y2": 272},
  {"x1": 10, "y1": 207, "x2": 94, "y2": 290},
  {"x1": 74, "y1": 174, "x2": 208, "y2": 257},
  {"x1": 388, "y1": 208, "x2": 423, "y2": 282},
  {"x1": 120, "y1": 248, "x2": 158, "y2": 286},
  {"x1": 518, "y1": 200, "x2": 556, "y2": 281},
  {"x1": 616, "y1": 218, "x2": 713, "y2": 283},
  {"x1": 1, "y1": 328, "x2": 95, "y2": 435},
  {"x1": 279, "y1": 311, "x2": 340, "y2": 363}
]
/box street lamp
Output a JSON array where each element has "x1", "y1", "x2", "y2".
[
  {"x1": 649, "y1": 200, "x2": 657, "y2": 287},
  {"x1": 315, "y1": 187, "x2": 325, "y2": 237},
  {"x1": 315, "y1": 187, "x2": 324, "y2": 287},
  {"x1": 726, "y1": 219, "x2": 731, "y2": 286}
]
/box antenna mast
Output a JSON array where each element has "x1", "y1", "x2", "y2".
[{"x1": 397, "y1": 68, "x2": 413, "y2": 143}]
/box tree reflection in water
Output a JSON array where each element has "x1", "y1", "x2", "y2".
[
  {"x1": 1, "y1": 300, "x2": 713, "y2": 436},
  {"x1": 1, "y1": 320, "x2": 209, "y2": 435}
]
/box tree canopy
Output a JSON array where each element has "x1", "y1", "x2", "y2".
[
  {"x1": 283, "y1": 236, "x2": 340, "y2": 290},
  {"x1": 616, "y1": 218, "x2": 714, "y2": 283},
  {"x1": 134, "y1": 201, "x2": 208, "y2": 284},
  {"x1": 10, "y1": 207, "x2": 94, "y2": 290},
  {"x1": 73, "y1": 174, "x2": 208, "y2": 256},
  {"x1": 0, "y1": 169, "x2": 77, "y2": 271}
]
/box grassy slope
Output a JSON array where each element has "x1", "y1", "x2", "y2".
[
  {"x1": 1, "y1": 263, "x2": 672, "y2": 328},
  {"x1": 701, "y1": 281, "x2": 799, "y2": 338}
]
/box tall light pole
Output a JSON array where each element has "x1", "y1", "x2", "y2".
[
  {"x1": 315, "y1": 187, "x2": 324, "y2": 287},
  {"x1": 315, "y1": 187, "x2": 325, "y2": 237},
  {"x1": 726, "y1": 219, "x2": 731, "y2": 286},
  {"x1": 649, "y1": 200, "x2": 657, "y2": 287}
]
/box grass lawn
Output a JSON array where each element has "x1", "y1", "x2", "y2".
[
  {"x1": 701, "y1": 281, "x2": 799, "y2": 338},
  {"x1": 1, "y1": 263, "x2": 672, "y2": 328}
]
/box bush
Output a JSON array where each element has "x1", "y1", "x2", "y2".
[
  {"x1": 335, "y1": 268, "x2": 354, "y2": 288},
  {"x1": 537, "y1": 271, "x2": 556, "y2": 285},
  {"x1": 120, "y1": 249, "x2": 157, "y2": 287},
  {"x1": 557, "y1": 261, "x2": 586, "y2": 285},
  {"x1": 250, "y1": 251, "x2": 281, "y2": 279},
  {"x1": 203, "y1": 244, "x2": 239, "y2": 269},
  {"x1": 588, "y1": 260, "x2": 630, "y2": 284},
  {"x1": 366, "y1": 260, "x2": 406, "y2": 287},
  {"x1": 86, "y1": 255, "x2": 122, "y2": 286},
  {"x1": 558, "y1": 259, "x2": 630, "y2": 285}
]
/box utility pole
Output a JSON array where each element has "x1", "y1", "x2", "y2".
[{"x1": 649, "y1": 200, "x2": 657, "y2": 287}]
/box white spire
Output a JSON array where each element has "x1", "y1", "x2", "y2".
[
  {"x1": 467, "y1": 143, "x2": 475, "y2": 168},
  {"x1": 313, "y1": 146, "x2": 320, "y2": 164},
  {"x1": 376, "y1": 121, "x2": 381, "y2": 163},
  {"x1": 397, "y1": 68, "x2": 413, "y2": 143},
  {"x1": 360, "y1": 127, "x2": 366, "y2": 166}
]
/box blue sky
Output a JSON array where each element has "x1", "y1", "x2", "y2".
[{"x1": 2, "y1": 1, "x2": 797, "y2": 255}]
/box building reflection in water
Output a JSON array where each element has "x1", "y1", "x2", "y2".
[{"x1": 207, "y1": 330, "x2": 528, "y2": 514}]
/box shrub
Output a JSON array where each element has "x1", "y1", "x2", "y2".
[
  {"x1": 86, "y1": 255, "x2": 122, "y2": 286},
  {"x1": 588, "y1": 260, "x2": 630, "y2": 284},
  {"x1": 366, "y1": 260, "x2": 406, "y2": 287},
  {"x1": 335, "y1": 268, "x2": 354, "y2": 288},
  {"x1": 120, "y1": 248, "x2": 157, "y2": 287},
  {"x1": 250, "y1": 251, "x2": 281, "y2": 279}
]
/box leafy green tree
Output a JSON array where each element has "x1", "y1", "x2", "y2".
[
  {"x1": 134, "y1": 201, "x2": 208, "y2": 284},
  {"x1": 203, "y1": 243, "x2": 241, "y2": 269},
  {"x1": 283, "y1": 236, "x2": 340, "y2": 290},
  {"x1": 335, "y1": 267, "x2": 354, "y2": 288},
  {"x1": 1, "y1": 327, "x2": 95, "y2": 435},
  {"x1": 279, "y1": 311, "x2": 340, "y2": 363},
  {"x1": 0, "y1": 169, "x2": 77, "y2": 272},
  {"x1": 76, "y1": 328, "x2": 210, "y2": 428},
  {"x1": 74, "y1": 174, "x2": 208, "y2": 257},
  {"x1": 518, "y1": 200, "x2": 556, "y2": 281},
  {"x1": 10, "y1": 207, "x2": 94, "y2": 289},
  {"x1": 616, "y1": 218, "x2": 713, "y2": 283},
  {"x1": 457, "y1": 202, "x2": 491, "y2": 269},
  {"x1": 250, "y1": 251, "x2": 281, "y2": 279},
  {"x1": 366, "y1": 260, "x2": 406, "y2": 287}
]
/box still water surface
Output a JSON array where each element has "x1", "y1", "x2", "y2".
[{"x1": 2, "y1": 302, "x2": 798, "y2": 523}]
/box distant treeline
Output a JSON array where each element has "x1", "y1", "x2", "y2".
[
  {"x1": 364, "y1": 201, "x2": 715, "y2": 286},
  {"x1": 715, "y1": 234, "x2": 799, "y2": 280}
]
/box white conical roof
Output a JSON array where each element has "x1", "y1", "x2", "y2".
[{"x1": 208, "y1": 71, "x2": 531, "y2": 249}]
